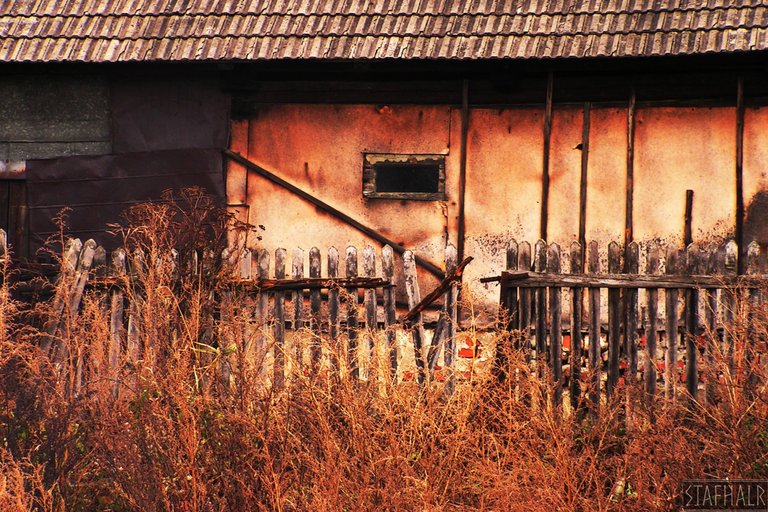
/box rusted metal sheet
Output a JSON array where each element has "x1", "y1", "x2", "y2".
[{"x1": 26, "y1": 148, "x2": 224, "y2": 252}]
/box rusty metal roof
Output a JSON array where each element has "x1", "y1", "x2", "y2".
[{"x1": 1, "y1": 0, "x2": 766, "y2": 62}]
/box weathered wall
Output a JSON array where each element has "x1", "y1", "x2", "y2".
[
  {"x1": 230, "y1": 104, "x2": 456, "y2": 295},
  {"x1": 230, "y1": 102, "x2": 765, "y2": 307}
]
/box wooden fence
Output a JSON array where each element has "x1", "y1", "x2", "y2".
[
  {"x1": 0, "y1": 229, "x2": 464, "y2": 395},
  {"x1": 486, "y1": 238, "x2": 766, "y2": 416}
]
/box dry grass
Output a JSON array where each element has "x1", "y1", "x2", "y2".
[{"x1": 1, "y1": 197, "x2": 767, "y2": 511}]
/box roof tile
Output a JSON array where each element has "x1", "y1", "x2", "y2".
[{"x1": 1, "y1": 0, "x2": 765, "y2": 61}]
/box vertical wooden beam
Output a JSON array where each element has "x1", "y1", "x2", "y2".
[
  {"x1": 625, "y1": 86, "x2": 636, "y2": 248},
  {"x1": 540, "y1": 71, "x2": 554, "y2": 241},
  {"x1": 736, "y1": 76, "x2": 745, "y2": 275},
  {"x1": 579, "y1": 102, "x2": 591, "y2": 253},
  {"x1": 404, "y1": 250, "x2": 426, "y2": 385},
  {"x1": 684, "y1": 190, "x2": 694, "y2": 246},
  {"x1": 457, "y1": 79, "x2": 469, "y2": 263}
]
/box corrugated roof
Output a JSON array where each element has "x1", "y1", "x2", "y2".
[{"x1": 1, "y1": 0, "x2": 766, "y2": 62}]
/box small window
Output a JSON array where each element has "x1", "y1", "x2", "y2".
[{"x1": 363, "y1": 153, "x2": 446, "y2": 200}]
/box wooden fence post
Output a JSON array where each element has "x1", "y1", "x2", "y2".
[
  {"x1": 624, "y1": 241, "x2": 639, "y2": 424},
  {"x1": 364, "y1": 245, "x2": 377, "y2": 379},
  {"x1": 723, "y1": 240, "x2": 737, "y2": 393},
  {"x1": 570, "y1": 241, "x2": 584, "y2": 416},
  {"x1": 685, "y1": 243, "x2": 701, "y2": 400},
  {"x1": 588, "y1": 241, "x2": 601, "y2": 415},
  {"x1": 309, "y1": 247, "x2": 322, "y2": 368},
  {"x1": 273, "y1": 248, "x2": 286, "y2": 391},
  {"x1": 548, "y1": 243, "x2": 562, "y2": 407},
  {"x1": 518, "y1": 242, "x2": 533, "y2": 365},
  {"x1": 534, "y1": 240, "x2": 547, "y2": 369},
  {"x1": 607, "y1": 241, "x2": 621, "y2": 398},
  {"x1": 292, "y1": 248, "x2": 305, "y2": 372},
  {"x1": 645, "y1": 244, "x2": 660, "y2": 408},
  {"x1": 346, "y1": 246, "x2": 360, "y2": 380},
  {"x1": 665, "y1": 245, "x2": 680, "y2": 399},
  {"x1": 255, "y1": 249, "x2": 270, "y2": 378},
  {"x1": 328, "y1": 247, "x2": 340, "y2": 372},
  {"x1": 381, "y1": 245, "x2": 397, "y2": 378},
  {"x1": 746, "y1": 241, "x2": 760, "y2": 398},
  {"x1": 704, "y1": 243, "x2": 719, "y2": 405}
]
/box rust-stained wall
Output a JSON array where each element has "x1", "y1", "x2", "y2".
[{"x1": 228, "y1": 103, "x2": 768, "y2": 307}]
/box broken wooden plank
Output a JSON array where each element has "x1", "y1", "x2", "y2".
[
  {"x1": 403, "y1": 250, "x2": 426, "y2": 385},
  {"x1": 443, "y1": 244, "x2": 459, "y2": 396},
  {"x1": 399, "y1": 256, "x2": 472, "y2": 327}
]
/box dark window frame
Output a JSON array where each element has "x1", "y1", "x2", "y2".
[{"x1": 362, "y1": 153, "x2": 446, "y2": 201}]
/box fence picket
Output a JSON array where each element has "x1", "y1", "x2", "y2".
[
  {"x1": 364, "y1": 245, "x2": 377, "y2": 379},
  {"x1": 607, "y1": 241, "x2": 621, "y2": 397},
  {"x1": 746, "y1": 241, "x2": 761, "y2": 397},
  {"x1": 274, "y1": 248, "x2": 286, "y2": 390},
  {"x1": 704, "y1": 243, "x2": 719, "y2": 405},
  {"x1": 255, "y1": 249, "x2": 269, "y2": 377},
  {"x1": 665, "y1": 246, "x2": 680, "y2": 399},
  {"x1": 346, "y1": 246, "x2": 360, "y2": 380},
  {"x1": 381, "y1": 246, "x2": 397, "y2": 378},
  {"x1": 723, "y1": 240, "x2": 737, "y2": 380},
  {"x1": 548, "y1": 243, "x2": 562, "y2": 407},
  {"x1": 519, "y1": 241, "x2": 533, "y2": 364},
  {"x1": 645, "y1": 244, "x2": 660, "y2": 406},
  {"x1": 685, "y1": 243, "x2": 701, "y2": 399},
  {"x1": 328, "y1": 247, "x2": 340, "y2": 371},
  {"x1": 588, "y1": 241, "x2": 601, "y2": 414},
  {"x1": 292, "y1": 248, "x2": 305, "y2": 371},
  {"x1": 570, "y1": 241, "x2": 584, "y2": 415},
  {"x1": 309, "y1": 247, "x2": 322, "y2": 367},
  {"x1": 534, "y1": 240, "x2": 548, "y2": 369}
]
